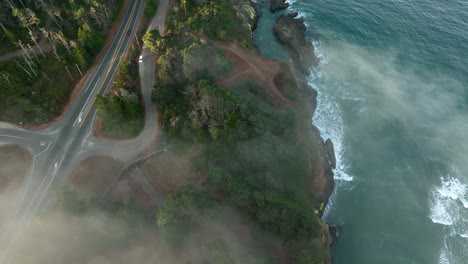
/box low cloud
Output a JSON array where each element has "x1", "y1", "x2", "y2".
[{"x1": 317, "y1": 42, "x2": 468, "y2": 174}]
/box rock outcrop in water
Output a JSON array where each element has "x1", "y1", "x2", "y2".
[
  {"x1": 328, "y1": 225, "x2": 342, "y2": 247},
  {"x1": 311, "y1": 126, "x2": 335, "y2": 213},
  {"x1": 325, "y1": 138, "x2": 337, "y2": 169},
  {"x1": 273, "y1": 12, "x2": 320, "y2": 74},
  {"x1": 270, "y1": 0, "x2": 289, "y2": 12}
]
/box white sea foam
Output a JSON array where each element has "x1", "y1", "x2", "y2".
[
  {"x1": 285, "y1": 0, "x2": 298, "y2": 5},
  {"x1": 286, "y1": 0, "x2": 308, "y2": 20},
  {"x1": 430, "y1": 173, "x2": 468, "y2": 229},
  {"x1": 461, "y1": 198, "x2": 468, "y2": 209},
  {"x1": 430, "y1": 168, "x2": 468, "y2": 263},
  {"x1": 308, "y1": 41, "x2": 353, "y2": 182},
  {"x1": 438, "y1": 177, "x2": 466, "y2": 199},
  {"x1": 295, "y1": 11, "x2": 307, "y2": 20},
  {"x1": 436, "y1": 176, "x2": 468, "y2": 209},
  {"x1": 438, "y1": 247, "x2": 450, "y2": 264},
  {"x1": 430, "y1": 192, "x2": 454, "y2": 226},
  {"x1": 306, "y1": 40, "x2": 355, "y2": 220}
]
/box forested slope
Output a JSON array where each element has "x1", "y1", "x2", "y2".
[{"x1": 0, "y1": 0, "x2": 121, "y2": 125}]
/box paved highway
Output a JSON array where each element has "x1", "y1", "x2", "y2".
[{"x1": 0, "y1": 0, "x2": 169, "y2": 261}]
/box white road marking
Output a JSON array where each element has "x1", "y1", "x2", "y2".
[
  {"x1": 31, "y1": 156, "x2": 65, "y2": 216},
  {"x1": 74, "y1": 77, "x2": 101, "y2": 128}
]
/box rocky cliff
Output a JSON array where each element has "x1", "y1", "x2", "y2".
[
  {"x1": 273, "y1": 12, "x2": 320, "y2": 74},
  {"x1": 271, "y1": 6, "x2": 338, "y2": 261},
  {"x1": 233, "y1": 0, "x2": 259, "y2": 33},
  {"x1": 270, "y1": 0, "x2": 289, "y2": 12}
]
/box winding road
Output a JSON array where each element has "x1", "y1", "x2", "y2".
[{"x1": 0, "y1": 0, "x2": 171, "y2": 262}]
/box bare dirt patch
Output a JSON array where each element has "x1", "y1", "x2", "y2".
[
  {"x1": 127, "y1": 174, "x2": 157, "y2": 207},
  {"x1": 67, "y1": 155, "x2": 160, "y2": 209},
  {"x1": 67, "y1": 156, "x2": 125, "y2": 193},
  {"x1": 140, "y1": 146, "x2": 204, "y2": 197},
  {"x1": 109, "y1": 172, "x2": 159, "y2": 209},
  {"x1": 213, "y1": 42, "x2": 293, "y2": 107}
]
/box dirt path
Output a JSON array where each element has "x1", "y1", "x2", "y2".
[
  {"x1": 0, "y1": 40, "x2": 52, "y2": 63},
  {"x1": 0, "y1": 17, "x2": 53, "y2": 63},
  {"x1": 214, "y1": 41, "x2": 293, "y2": 107}
]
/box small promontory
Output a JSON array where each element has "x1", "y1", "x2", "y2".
[
  {"x1": 270, "y1": 0, "x2": 289, "y2": 12},
  {"x1": 273, "y1": 12, "x2": 320, "y2": 74},
  {"x1": 325, "y1": 138, "x2": 337, "y2": 169}
]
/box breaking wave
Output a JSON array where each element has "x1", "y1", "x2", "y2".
[
  {"x1": 430, "y1": 169, "x2": 468, "y2": 264},
  {"x1": 430, "y1": 174, "x2": 468, "y2": 226},
  {"x1": 308, "y1": 40, "x2": 353, "y2": 182}
]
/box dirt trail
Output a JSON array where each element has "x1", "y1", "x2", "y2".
[
  {"x1": 0, "y1": 18, "x2": 53, "y2": 63},
  {"x1": 214, "y1": 42, "x2": 293, "y2": 107},
  {"x1": 0, "y1": 40, "x2": 52, "y2": 63}
]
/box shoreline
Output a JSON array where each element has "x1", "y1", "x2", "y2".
[{"x1": 252, "y1": 0, "x2": 339, "y2": 256}]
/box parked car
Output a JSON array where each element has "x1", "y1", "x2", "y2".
[{"x1": 139, "y1": 55, "x2": 143, "y2": 63}]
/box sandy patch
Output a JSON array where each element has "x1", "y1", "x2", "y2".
[
  {"x1": 213, "y1": 42, "x2": 293, "y2": 107},
  {"x1": 140, "y1": 146, "x2": 204, "y2": 197}
]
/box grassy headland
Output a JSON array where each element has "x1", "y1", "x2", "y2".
[{"x1": 143, "y1": 0, "x2": 332, "y2": 262}]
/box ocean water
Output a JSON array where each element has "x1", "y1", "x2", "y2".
[{"x1": 254, "y1": 0, "x2": 468, "y2": 263}]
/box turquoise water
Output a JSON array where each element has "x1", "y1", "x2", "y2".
[{"x1": 254, "y1": 0, "x2": 468, "y2": 263}]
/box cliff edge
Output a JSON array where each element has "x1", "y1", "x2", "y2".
[{"x1": 274, "y1": 12, "x2": 320, "y2": 74}]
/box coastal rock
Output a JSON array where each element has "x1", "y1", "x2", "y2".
[
  {"x1": 325, "y1": 138, "x2": 337, "y2": 169},
  {"x1": 310, "y1": 124, "x2": 335, "y2": 215},
  {"x1": 328, "y1": 225, "x2": 342, "y2": 247},
  {"x1": 233, "y1": 0, "x2": 259, "y2": 32},
  {"x1": 273, "y1": 13, "x2": 319, "y2": 74},
  {"x1": 270, "y1": 0, "x2": 289, "y2": 12}
]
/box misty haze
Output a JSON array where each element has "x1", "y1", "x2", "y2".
[{"x1": 1, "y1": 0, "x2": 467, "y2": 264}]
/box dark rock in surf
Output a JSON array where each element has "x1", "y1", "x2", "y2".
[
  {"x1": 310, "y1": 124, "x2": 335, "y2": 215},
  {"x1": 328, "y1": 225, "x2": 342, "y2": 247},
  {"x1": 270, "y1": 0, "x2": 289, "y2": 12},
  {"x1": 273, "y1": 13, "x2": 319, "y2": 74},
  {"x1": 325, "y1": 138, "x2": 337, "y2": 169}
]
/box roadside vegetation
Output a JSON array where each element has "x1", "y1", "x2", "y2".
[
  {"x1": 144, "y1": 0, "x2": 159, "y2": 19},
  {"x1": 94, "y1": 0, "x2": 160, "y2": 139},
  {"x1": 0, "y1": 0, "x2": 122, "y2": 125},
  {"x1": 144, "y1": 0, "x2": 330, "y2": 262},
  {"x1": 95, "y1": 59, "x2": 144, "y2": 138}
]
